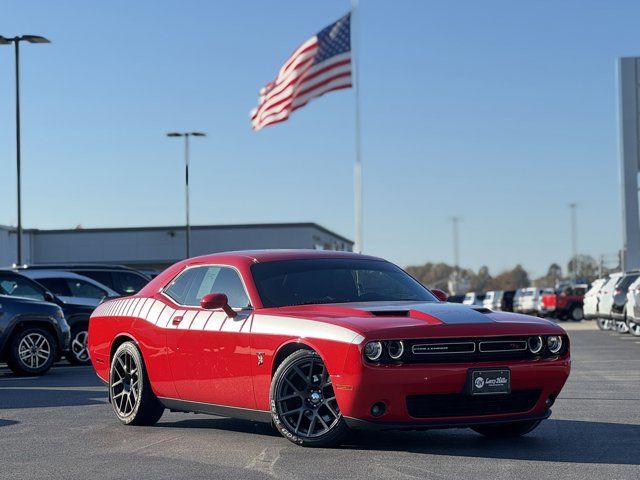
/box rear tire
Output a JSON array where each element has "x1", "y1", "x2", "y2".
[
  {"x1": 109, "y1": 342, "x2": 164, "y2": 426},
  {"x1": 471, "y1": 419, "x2": 541, "y2": 438},
  {"x1": 6, "y1": 327, "x2": 56, "y2": 376},
  {"x1": 569, "y1": 306, "x2": 583, "y2": 322},
  {"x1": 597, "y1": 318, "x2": 612, "y2": 331}
]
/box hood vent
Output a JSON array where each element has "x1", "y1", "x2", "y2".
[
  {"x1": 471, "y1": 307, "x2": 492, "y2": 314},
  {"x1": 369, "y1": 310, "x2": 410, "y2": 317}
]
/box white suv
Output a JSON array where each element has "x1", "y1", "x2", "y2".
[
  {"x1": 625, "y1": 276, "x2": 640, "y2": 336},
  {"x1": 597, "y1": 272, "x2": 623, "y2": 330},
  {"x1": 516, "y1": 287, "x2": 553, "y2": 315},
  {"x1": 482, "y1": 291, "x2": 503, "y2": 310},
  {"x1": 583, "y1": 278, "x2": 607, "y2": 320}
]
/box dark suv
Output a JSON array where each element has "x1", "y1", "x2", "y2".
[
  {"x1": 16, "y1": 264, "x2": 150, "y2": 295},
  {"x1": 0, "y1": 270, "x2": 94, "y2": 365},
  {"x1": 0, "y1": 294, "x2": 70, "y2": 375}
]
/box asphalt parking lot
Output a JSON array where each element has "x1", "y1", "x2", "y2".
[{"x1": 1, "y1": 322, "x2": 639, "y2": 480}]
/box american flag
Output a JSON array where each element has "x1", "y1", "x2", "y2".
[{"x1": 250, "y1": 13, "x2": 352, "y2": 130}]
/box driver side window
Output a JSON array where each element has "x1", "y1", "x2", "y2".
[{"x1": 165, "y1": 266, "x2": 249, "y2": 309}]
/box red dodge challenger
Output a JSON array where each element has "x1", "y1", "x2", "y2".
[{"x1": 88, "y1": 250, "x2": 570, "y2": 447}]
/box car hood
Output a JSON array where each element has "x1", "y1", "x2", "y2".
[{"x1": 261, "y1": 301, "x2": 565, "y2": 339}]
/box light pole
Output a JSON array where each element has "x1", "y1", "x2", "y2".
[
  {"x1": 166, "y1": 132, "x2": 206, "y2": 259},
  {"x1": 450, "y1": 216, "x2": 461, "y2": 270},
  {"x1": 0, "y1": 35, "x2": 50, "y2": 265},
  {"x1": 569, "y1": 203, "x2": 578, "y2": 280}
]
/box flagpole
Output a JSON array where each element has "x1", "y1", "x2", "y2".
[{"x1": 351, "y1": 0, "x2": 363, "y2": 253}]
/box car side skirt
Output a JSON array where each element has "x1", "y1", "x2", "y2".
[
  {"x1": 344, "y1": 409, "x2": 552, "y2": 431},
  {"x1": 158, "y1": 397, "x2": 272, "y2": 423}
]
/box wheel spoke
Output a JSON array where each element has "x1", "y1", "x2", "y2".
[{"x1": 277, "y1": 355, "x2": 341, "y2": 439}]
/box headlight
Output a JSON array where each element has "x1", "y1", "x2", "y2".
[
  {"x1": 547, "y1": 335, "x2": 563, "y2": 354},
  {"x1": 388, "y1": 340, "x2": 404, "y2": 360},
  {"x1": 364, "y1": 341, "x2": 383, "y2": 361},
  {"x1": 528, "y1": 336, "x2": 543, "y2": 354}
]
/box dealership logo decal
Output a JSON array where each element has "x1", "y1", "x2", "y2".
[{"x1": 475, "y1": 377, "x2": 485, "y2": 389}]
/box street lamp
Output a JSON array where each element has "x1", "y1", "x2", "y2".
[
  {"x1": 0, "y1": 35, "x2": 50, "y2": 265},
  {"x1": 166, "y1": 132, "x2": 206, "y2": 259},
  {"x1": 569, "y1": 203, "x2": 578, "y2": 280}
]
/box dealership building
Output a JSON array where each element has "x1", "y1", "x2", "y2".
[{"x1": 0, "y1": 222, "x2": 353, "y2": 270}]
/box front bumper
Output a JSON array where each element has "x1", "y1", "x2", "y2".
[
  {"x1": 345, "y1": 409, "x2": 552, "y2": 430},
  {"x1": 334, "y1": 351, "x2": 570, "y2": 428}
]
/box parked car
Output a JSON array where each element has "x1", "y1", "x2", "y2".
[
  {"x1": 15, "y1": 264, "x2": 150, "y2": 296},
  {"x1": 446, "y1": 294, "x2": 465, "y2": 304},
  {"x1": 482, "y1": 291, "x2": 503, "y2": 310},
  {"x1": 0, "y1": 270, "x2": 94, "y2": 365},
  {"x1": 462, "y1": 292, "x2": 485, "y2": 306},
  {"x1": 610, "y1": 271, "x2": 640, "y2": 333},
  {"x1": 597, "y1": 272, "x2": 624, "y2": 330},
  {"x1": 584, "y1": 278, "x2": 607, "y2": 320},
  {"x1": 0, "y1": 293, "x2": 70, "y2": 375},
  {"x1": 512, "y1": 288, "x2": 527, "y2": 312},
  {"x1": 626, "y1": 276, "x2": 640, "y2": 336},
  {"x1": 20, "y1": 270, "x2": 119, "y2": 307},
  {"x1": 539, "y1": 285, "x2": 588, "y2": 321},
  {"x1": 515, "y1": 288, "x2": 553, "y2": 315},
  {"x1": 500, "y1": 290, "x2": 516, "y2": 312},
  {"x1": 89, "y1": 250, "x2": 570, "y2": 447}
]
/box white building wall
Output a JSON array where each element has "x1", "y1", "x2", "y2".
[{"x1": 20, "y1": 223, "x2": 351, "y2": 268}]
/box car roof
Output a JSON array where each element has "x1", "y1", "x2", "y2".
[
  {"x1": 15, "y1": 269, "x2": 120, "y2": 295},
  {"x1": 15, "y1": 263, "x2": 148, "y2": 274},
  {"x1": 187, "y1": 249, "x2": 383, "y2": 265}
]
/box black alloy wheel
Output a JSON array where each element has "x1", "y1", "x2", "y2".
[
  {"x1": 271, "y1": 350, "x2": 348, "y2": 447},
  {"x1": 109, "y1": 342, "x2": 164, "y2": 425}
]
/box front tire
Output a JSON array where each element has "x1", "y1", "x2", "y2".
[
  {"x1": 471, "y1": 419, "x2": 541, "y2": 438},
  {"x1": 67, "y1": 325, "x2": 91, "y2": 365},
  {"x1": 270, "y1": 349, "x2": 348, "y2": 447},
  {"x1": 6, "y1": 327, "x2": 56, "y2": 376},
  {"x1": 109, "y1": 342, "x2": 164, "y2": 426},
  {"x1": 597, "y1": 318, "x2": 612, "y2": 331},
  {"x1": 628, "y1": 318, "x2": 640, "y2": 337}
]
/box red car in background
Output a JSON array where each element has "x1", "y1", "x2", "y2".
[
  {"x1": 88, "y1": 250, "x2": 570, "y2": 447},
  {"x1": 540, "y1": 285, "x2": 588, "y2": 321}
]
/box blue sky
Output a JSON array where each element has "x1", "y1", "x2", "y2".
[{"x1": 0, "y1": 0, "x2": 632, "y2": 276}]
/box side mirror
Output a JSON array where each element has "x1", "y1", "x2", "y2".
[
  {"x1": 431, "y1": 289, "x2": 448, "y2": 302},
  {"x1": 200, "y1": 293, "x2": 237, "y2": 318},
  {"x1": 44, "y1": 291, "x2": 55, "y2": 302}
]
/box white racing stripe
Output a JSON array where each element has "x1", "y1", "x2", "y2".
[
  {"x1": 252, "y1": 314, "x2": 364, "y2": 344},
  {"x1": 91, "y1": 299, "x2": 364, "y2": 345}
]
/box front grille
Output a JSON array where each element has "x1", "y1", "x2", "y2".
[
  {"x1": 406, "y1": 390, "x2": 541, "y2": 418},
  {"x1": 403, "y1": 337, "x2": 536, "y2": 363}
]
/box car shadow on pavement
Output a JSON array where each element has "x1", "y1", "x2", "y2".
[
  {"x1": 159, "y1": 417, "x2": 280, "y2": 437},
  {"x1": 0, "y1": 388, "x2": 107, "y2": 409},
  {"x1": 0, "y1": 419, "x2": 19, "y2": 428},
  {"x1": 346, "y1": 419, "x2": 640, "y2": 465}
]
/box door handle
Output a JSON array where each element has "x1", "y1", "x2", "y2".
[{"x1": 172, "y1": 316, "x2": 183, "y2": 326}]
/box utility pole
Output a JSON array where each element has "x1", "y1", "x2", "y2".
[
  {"x1": 0, "y1": 34, "x2": 51, "y2": 265},
  {"x1": 569, "y1": 203, "x2": 577, "y2": 281}
]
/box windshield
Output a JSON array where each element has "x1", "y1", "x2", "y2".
[{"x1": 251, "y1": 258, "x2": 438, "y2": 308}]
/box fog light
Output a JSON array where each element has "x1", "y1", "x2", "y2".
[
  {"x1": 528, "y1": 336, "x2": 543, "y2": 354},
  {"x1": 547, "y1": 336, "x2": 563, "y2": 354},
  {"x1": 364, "y1": 341, "x2": 383, "y2": 361},
  {"x1": 371, "y1": 402, "x2": 386, "y2": 417},
  {"x1": 388, "y1": 340, "x2": 404, "y2": 360}
]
